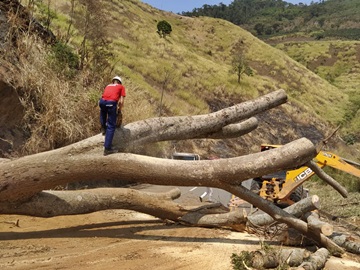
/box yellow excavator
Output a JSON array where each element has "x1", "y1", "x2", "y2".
[{"x1": 250, "y1": 144, "x2": 360, "y2": 207}]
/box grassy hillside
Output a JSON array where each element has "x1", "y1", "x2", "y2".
[
  {"x1": 2, "y1": 0, "x2": 358, "y2": 162},
  {"x1": 47, "y1": 1, "x2": 347, "y2": 119},
  {"x1": 273, "y1": 39, "x2": 360, "y2": 142}
]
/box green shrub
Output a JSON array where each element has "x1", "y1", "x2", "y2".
[
  {"x1": 50, "y1": 41, "x2": 79, "y2": 77},
  {"x1": 343, "y1": 133, "x2": 356, "y2": 145},
  {"x1": 157, "y1": 20, "x2": 172, "y2": 38},
  {"x1": 311, "y1": 31, "x2": 325, "y2": 40},
  {"x1": 324, "y1": 28, "x2": 360, "y2": 40},
  {"x1": 231, "y1": 252, "x2": 252, "y2": 270}
]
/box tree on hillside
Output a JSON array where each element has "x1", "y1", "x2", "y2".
[
  {"x1": 64, "y1": 0, "x2": 76, "y2": 44},
  {"x1": 230, "y1": 52, "x2": 253, "y2": 84},
  {"x1": 254, "y1": 23, "x2": 265, "y2": 35},
  {"x1": 33, "y1": 0, "x2": 57, "y2": 32},
  {"x1": 74, "y1": 0, "x2": 113, "y2": 79},
  {"x1": 157, "y1": 20, "x2": 172, "y2": 38}
]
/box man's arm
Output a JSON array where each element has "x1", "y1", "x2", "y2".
[{"x1": 118, "y1": 96, "x2": 124, "y2": 111}]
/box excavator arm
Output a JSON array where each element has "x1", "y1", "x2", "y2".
[
  {"x1": 258, "y1": 144, "x2": 360, "y2": 205},
  {"x1": 315, "y1": 151, "x2": 360, "y2": 178},
  {"x1": 277, "y1": 150, "x2": 360, "y2": 202}
]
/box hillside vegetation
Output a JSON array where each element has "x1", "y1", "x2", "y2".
[
  {"x1": 183, "y1": 0, "x2": 360, "y2": 40},
  {"x1": 0, "y1": 0, "x2": 358, "y2": 161},
  {"x1": 273, "y1": 39, "x2": 360, "y2": 143},
  {"x1": 182, "y1": 0, "x2": 360, "y2": 153}
]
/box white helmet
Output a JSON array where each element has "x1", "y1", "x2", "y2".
[{"x1": 112, "y1": 76, "x2": 122, "y2": 83}]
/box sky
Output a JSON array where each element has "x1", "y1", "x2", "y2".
[{"x1": 141, "y1": 0, "x2": 319, "y2": 14}]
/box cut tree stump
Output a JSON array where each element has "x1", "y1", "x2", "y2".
[
  {"x1": 293, "y1": 247, "x2": 330, "y2": 270},
  {"x1": 305, "y1": 211, "x2": 333, "y2": 236},
  {"x1": 247, "y1": 195, "x2": 321, "y2": 227}
]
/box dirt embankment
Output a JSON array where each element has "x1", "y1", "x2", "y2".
[{"x1": 0, "y1": 81, "x2": 26, "y2": 157}]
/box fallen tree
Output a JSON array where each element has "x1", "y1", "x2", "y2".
[{"x1": 0, "y1": 89, "x2": 351, "y2": 256}]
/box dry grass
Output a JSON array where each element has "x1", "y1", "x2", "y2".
[
  {"x1": 275, "y1": 40, "x2": 360, "y2": 132},
  {"x1": 5, "y1": 34, "x2": 99, "y2": 154},
  {"x1": 305, "y1": 180, "x2": 360, "y2": 220},
  {"x1": 2, "y1": 37, "x2": 160, "y2": 155},
  {"x1": 43, "y1": 0, "x2": 353, "y2": 125}
]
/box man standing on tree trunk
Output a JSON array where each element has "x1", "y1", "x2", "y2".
[{"x1": 99, "y1": 76, "x2": 126, "y2": 156}]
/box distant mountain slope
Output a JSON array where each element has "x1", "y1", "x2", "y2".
[
  {"x1": 271, "y1": 39, "x2": 360, "y2": 143},
  {"x1": 182, "y1": 0, "x2": 360, "y2": 40}
]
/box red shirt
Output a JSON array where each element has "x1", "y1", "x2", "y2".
[{"x1": 102, "y1": 84, "x2": 126, "y2": 102}]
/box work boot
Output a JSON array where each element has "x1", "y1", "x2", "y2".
[{"x1": 103, "y1": 148, "x2": 118, "y2": 156}]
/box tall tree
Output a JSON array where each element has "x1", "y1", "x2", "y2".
[{"x1": 74, "y1": 0, "x2": 112, "y2": 80}]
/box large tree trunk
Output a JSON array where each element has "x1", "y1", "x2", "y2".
[
  {"x1": 0, "y1": 89, "x2": 349, "y2": 255},
  {"x1": 0, "y1": 137, "x2": 316, "y2": 203}
]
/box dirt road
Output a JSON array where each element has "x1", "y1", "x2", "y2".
[{"x1": 0, "y1": 185, "x2": 359, "y2": 270}]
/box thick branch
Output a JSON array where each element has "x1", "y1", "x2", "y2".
[
  {"x1": 250, "y1": 248, "x2": 311, "y2": 268},
  {"x1": 0, "y1": 138, "x2": 316, "y2": 202},
  {"x1": 296, "y1": 247, "x2": 330, "y2": 270},
  {"x1": 247, "y1": 195, "x2": 320, "y2": 227},
  {"x1": 306, "y1": 160, "x2": 348, "y2": 198},
  {"x1": 180, "y1": 208, "x2": 247, "y2": 228},
  {"x1": 304, "y1": 212, "x2": 333, "y2": 236},
  {"x1": 330, "y1": 234, "x2": 360, "y2": 254},
  {"x1": 197, "y1": 117, "x2": 258, "y2": 139},
  {"x1": 0, "y1": 188, "x2": 185, "y2": 219},
  {"x1": 114, "y1": 89, "x2": 287, "y2": 150},
  {"x1": 0, "y1": 188, "x2": 249, "y2": 229}
]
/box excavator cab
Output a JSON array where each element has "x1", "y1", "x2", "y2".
[{"x1": 252, "y1": 145, "x2": 306, "y2": 206}]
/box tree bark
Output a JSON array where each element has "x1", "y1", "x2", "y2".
[
  {"x1": 306, "y1": 161, "x2": 348, "y2": 198},
  {"x1": 304, "y1": 212, "x2": 333, "y2": 236},
  {"x1": 247, "y1": 195, "x2": 321, "y2": 227},
  {"x1": 115, "y1": 89, "x2": 288, "y2": 151},
  {"x1": 294, "y1": 247, "x2": 330, "y2": 270},
  {"x1": 251, "y1": 248, "x2": 311, "y2": 268},
  {"x1": 0, "y1": 89, "x2": 349, "y2": 254},
  {"x1": 330, "y1": 234, "x2": 360, "y2": 255},
  {"x1": 196, "y1": 117, "x2": 258, "y2": 139},
  {"x1": 0, "y1": 137, "x2": 316, "y2": 203}
]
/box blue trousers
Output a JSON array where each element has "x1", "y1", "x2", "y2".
[{"x1": 99, "y1": 99, "x2": 118, "y2": 149}]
